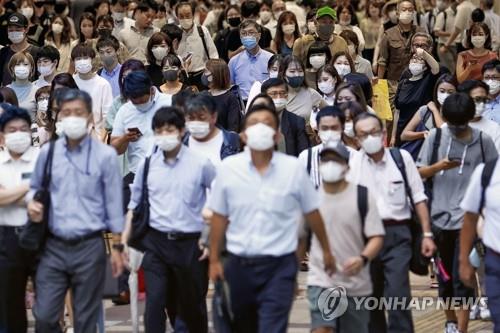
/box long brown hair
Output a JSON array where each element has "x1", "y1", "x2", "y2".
[
  {"x1": 206, "y1": 59, "x2": 231, "y2": 90},
  {"x1": 273, "y1": 11, "x2": 301, "y2": 54}
]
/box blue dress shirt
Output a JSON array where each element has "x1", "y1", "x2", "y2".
[
  {"x1": 484, "y1": 95, "x2": 500, "y2": 124},
  {"x1": 209, "y1": 150, "x2": 319, "y2": 257},
  {"x1": 128, "y1": 145, "x2": 216, "y2": 233},
  {"x1": 28, "y1": 136, "x2": 124, "y2": 239},
  {"x1": 99, "y1": 63, "x2": 122, "y2": 98},
  {"x1": 228, "y1": 48, "x2": 273, "y2": 100}
]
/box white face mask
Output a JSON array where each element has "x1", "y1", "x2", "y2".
[
  {"x1": 112, "y1": 11, "x2": 125, "y2": 22},
  {"x1": 38, "y1": 99, "x2": 49, "y2": 112},
  {"x1": 187, "y1": 121, "x2": 210, "y2": 139},
  {"x1": 179, "y1": 18, "x2": 193, "y2": 30},
  {"x1": 318, "y1": 130, "x2": 341, "y2": 144},
  {"x1": 152, "y1": 46, "x2": 168, "y2": 62},
  {"x1": 21, "y1": 7, "x2": 34, "y2": 20},
  {"x1": 51, "y1": 22, "x2": 64, "y2": 34},
  {"x1": 259, "y1": 11, "x2": 272, "y2": 23},
  {"x1": 399, "y1": 11, "x2": 413, "y2": 24},
  {"x1": 38, "y1": 63, "x2": 54, "y2": 77},
  {"x1": 274, "y1": 11, "x2": 283, "y2": 20},
  {"x1": 245, "y1": 123, "x2": 276, "y2": 151},
  {"x1": 269, "y1": 70, "x2": 279, "y2": 78},
  {"x1": 437, "y1": 91, "x2": 450, "y2": 105},
  {"x1": 282, "y1": 24, "x2": 295, "y2": 35},
  {"x1": 318, "y1": 80, "x2": 335, "y2": 95},
  {"x1": 155, "y1": 134, "x2": 180, "y2": 151},
  {"x1": 361, "y1": 134, "x2": 383, "y2": 154},
  {"x1": 309, "y1": 55, "x2": 326, "y2": 69},
  {"x1": 61, "y1": 116, "x2": 88, "y2": 140},
  {"x1": 344, "y1": 121, "x2": 355, "y2": 137},
  {"x1": 134, "y1": 91, "x2": 154, "y2": 112},
  {"x1": 334, "y1": 64, "x2": 351, "y2": 78},
  {"x1": 471, "y1": 36, "x2": 486, "y2": 48},
  {"x1": 307, "y1": 21, "x2": 316, "y2": 34},
  {"x1": 75, "y1": 59, "x2": 92, "y2": 74},
  {"x1": 273, "y1": 98, "x2": 287, "y2": 111},
  {"x1": 8, "y1": 31, "x2": 25, "y2": 44},
  {"x1": 409, "y1": 62, "x2": 425, "y2": 76},
  {"x1": 14, "y1": 65, "x2": 30, "y2": 80},
  {"x1": 320, "y1": 161, "x2": 346, "y2": 183},
  {"x1": 485, "y1": 79, "x2": 500, "y2": 95},
  {"x1": 475, "y1": 102, "x2": 485, "y2": 116},
  {"x1": 388, "y1": 10, "x2": 398, "y2": 23},
  {"x1": 4, "y1": 131, "x2": 32, "y2": 154}
]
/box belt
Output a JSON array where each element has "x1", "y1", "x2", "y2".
[
  {"x1": 150, "y1": 228, "x2": 201, "y2": 241},
  {"x1": 227, "y1": 252, "x2": 295, "y2": 266},
  {"x1": 49, "y1": 231, "x2": 103, "y2": 246},
  {"x1": 383, "y1": 219, "x2": 410, "y2": 227}
]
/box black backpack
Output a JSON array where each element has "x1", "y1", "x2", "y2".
[{"x1": 479, "y1": 158, "x2": 498, "y2": 214}]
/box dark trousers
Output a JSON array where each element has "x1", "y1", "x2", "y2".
[
  {"x1": 369, "y1": 224, "x2": 414, "y2": 333},
  {"x1": 216, "y1": 252, "x2": 298, "y2": 333},
  {"x1": 33, "y1": 235, "x2": 106, "y2": 333},
  {"x1": 0, "y1": 226, "x2": 36, "y2": 333},
  {"x1": 485, "y1": 249, "x2": 500, "y2": 333},
  {"x1": 142, "y1": 229, "x2": 208, "y2": 333}
]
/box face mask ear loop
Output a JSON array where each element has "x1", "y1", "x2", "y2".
[{"x1": 458, "y1": 144, "x2": 468, "y2": 175}]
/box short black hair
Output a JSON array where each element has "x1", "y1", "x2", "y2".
[
  {"x1": 457, "y1": 79, "x2": 489, "y2": 95},
  {"x1": 185, "y1": 93, "x2": 217, "y2": 115},
  {"x1": 471, "y1": 8, "x2": 485, "y2": 23},
  {"x1": 96, "y1": 35, "x2": 120, "y2": 51},
  {"x1": 244, "y1": 104, "x2": 280, "y2": 129},
  {"x1": 71, "y1": 44, "x2": 96, "y2": 60},
  {"x1": 161, "y1": 23, "x2": 183, "y2": 42},
  {"x1": 58, "y1": 89, "x2": 93, "y2": 114},
  {"x1": 137, "y1": 1, "x2": 158, "y2": 13},
  {"x1": 241, "y1": 0, "x2": 260, "y2": 18},
  {"x1": 261, "y1": 78, "x2": 288, "y2": 93},
  {"x1": 152, "y1": 107, "x2": 185, "y2": 130},
  {"x1": 111, "y1": 0, "x2": 128, "y2": 6},
  {"x1": 353, "y1": 112, "x2": 383, "y2": 135},
  {"x1": 175, "y1": 1, "x2": 194, "y2": 16},
  {"x1": 344, "y1": 73, "x2": 373, "y2": 105},
  {"x1": 316, "y1": 106, "x2": 346, "y2": 128},
  {"x1": 0, "y1": 106, "x2": 31, "y2": 131},
  {"x1": 123, "y1": 71, "x2": 153, "y2": 99},
  {"x1": 442, "y1": 92, "x2": 475, "y2": 125},
  {"x1": 482, "y1": 59, "x2": 500, "y2": 75},
  {"x1": 172, "y1": 89, "x2": 196, "y2": 109},
  {"x1": 36, "y1": 45, "x2": 61, "y2": 65}
]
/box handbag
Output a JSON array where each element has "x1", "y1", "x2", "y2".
[
  {"x1": 400, "y1": 108, "x2": 435, "y2": 161},
  {"x1": 19, "y1": 140, "x2": 56, "y2": 251},
  {"x1": 389, "y1": 148, "x2": 430, "y2": 276},
  {"x1": 127, "y1": 156, "x2": 151, "y2": 251}
]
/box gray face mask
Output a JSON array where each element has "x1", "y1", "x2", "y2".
[
  {"x1": 448, "y1": 124, "x2": 468, "y2": 136},
  {"x1": 317, "y1": 24, "x2": 334, "y2": 40}
]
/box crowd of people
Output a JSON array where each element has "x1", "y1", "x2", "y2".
[{"x1": 0, "y1": 0, "x2": 499, "y2": 332}]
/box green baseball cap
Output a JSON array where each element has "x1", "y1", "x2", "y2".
[{"x1": 316, "y1": 6, "x2": 337, "y2": 21}]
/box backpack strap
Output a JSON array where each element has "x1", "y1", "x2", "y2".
[
  {"x1": 479, "y1": 158, "x2": 498, "y2": 213},
  {"x1": 479, "y1": 131, "x2": 485, "y2": 163},
  {"x1": 389, "y1": 148, "x2": 416, "y2": 210},
  {"x1": 306, "y1": 146, "x2": 312, "y2": 175},
  {"x1": 357, "y1": 185, "x2": 369, "y2": 243},
  {"x1": 430, "y1": 128, "x2": 441, "y2": 165},
  {"x1": 197, "y1": 25, "x2": 210, "y2": 59},
  {"x1": 141, "y1": 156, "x2": 151, "y2": 205}
]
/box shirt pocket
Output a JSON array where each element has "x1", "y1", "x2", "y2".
[
  {"x1": 388, "y1": 39, "x2": 405, "y2": 63},
  {"x1": 387, "y1": 181, "x2": 407, "y2": 207},
  {"x1": 182, "y1": 177, "x2": 202, "y2": 208},
  {"x1": 79, "y1": 172, "x2": 103, "y2": 202},
  {"x1": 260, "y1": 188, "x2": 295, "y2": 214}
]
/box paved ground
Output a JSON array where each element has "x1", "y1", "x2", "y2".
[{"x1": 28, "y1": 273, "x2": 494, "y2": 332}]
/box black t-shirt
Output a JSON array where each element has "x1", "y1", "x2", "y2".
[
  {"x1": 213, "y1": 90, "x2": 241, "y2": 133},
  {"x1": 226, "y1": 24, "x2": 272, "y2": 54},
  {"x1": 146, "y1": 63, "x2": 164, "y2": 88},
  {"x1": 0, "y1": 44, "x2": 40, "y2": 86}
]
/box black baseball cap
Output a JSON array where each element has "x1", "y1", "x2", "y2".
[
  {"x1": 320, "y1": 142, "x2": 350, "y2": 162},
  {"x1": 8, "y1": 13, "x2": 28, "y2": 28}
]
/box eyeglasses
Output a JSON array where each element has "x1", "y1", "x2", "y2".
[
  {"x1": 240, "y1": 30, "x2": 258, "y2": 37},
  {"x1": 267, "y1": 91, "x2": 288, "y2": 98},
  {"x1": 473, "y1": 97, "x2": 490, "y2": 104},
  {"x1": 484, "y1": 76, "x2": 500, "y2": 81},
  {"x1": 356, "y1": 130, "x2": 382, "y2": 141},
  {"x1": 412, "y1": 44, "x2": 428, "y2": 49}
]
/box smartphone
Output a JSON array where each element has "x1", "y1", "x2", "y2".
[
  {"x1": 127, "y1": 127, "x2": 142, "y2": 135},
  {"x1": 447, "y1": 153, "x2": 462, "y2": 162}
]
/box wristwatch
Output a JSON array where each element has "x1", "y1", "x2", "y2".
[
  {"x1": 423, "y1": 232, "x2": 434, "y2": 238},
  {"x1": 112, "y1": 243, "x2": 125, "y2": 253},
  {"x1": 360, "y1": 254, "x2": 369, "y2": 266}
]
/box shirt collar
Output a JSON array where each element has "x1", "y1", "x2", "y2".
[
  {"x1": 103, "y1": 63, "x2": 121, "y2": 76},
  {"x1": 157, "y1": 143, "x2": 186, "y2": 165},
  {"x1": 62, "y1": 134, "x2": 91, "y2": 152},
  {"x1": 245, "y1": 149, "x2": 277, "y2": 172},
  {"x1": 131, "y1": 24, "x2": 153, "y2": 34},
  {"x1": 365, "y1": 148, "x2": 388, "y2": 165},
  {"x1": 0, "y1": 146, "x2": 37, "y2": 164}
]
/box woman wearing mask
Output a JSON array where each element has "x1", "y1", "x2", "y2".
[
  {"x1": 305, "y1": 9, "x2": 317, "y2": 35},
  {"x1": 401, "y1": 74, "x2": 455, "y2": 159},
  {"x1": 456, "y1": 23, "x2": 498, "y2": 83},
  {"x1": 95, "y1": 0, "x2": 111, "y2": 18},
  {"x1": 340, "y1": 30, "x2": 373, "y2": 79},
  {"x1": 69, "y1": 13, "x2": 98, "y2": 73},
  {"x1": 280, "y1": 55, "x2": 326, "y2": 120},
  {"x1": 372, "y1": 0, "x2": 398, "y2": 74},
  {"x1": 393, "y1": 49, "x2": 440, "y2": 146},
  {"x1": 214, "y1": 5, "x2": 241, "y2": 62},
  {"x1": 202, "y1": 58, "x2": 241, "y2": 132},
  {"x1": 332, "y1": 51, "x2": 356, "y2": 80},
  {"x1": 270, "y1": 11, "x2": 301, "y2": 56},
  {"x1": 334, "y1": 4, "x2": 365, "y2": 52},
  {"x1": 339, "y1": 100, "x2": 366, "y2": 150},
  {"x1": 360, "y1": 0, "x2": 382, "y2": 62},
  {"x1": 304, "y1": 41, "x2": 331, "y2": 89},
  {"x1": 309, "y1": 64, "x2": 341, "y2": 132},
  {"x1": 54, "y1": 0, "x2": 77, "y2": 39},
  {"x1": 45, "y1": 15, "x2": 73, "y2": 73},
  {"x1": 6, "y1": 52, "x2": 37, "y2": 119},
  {"x1": 246, "y1": 54, "x2": 283, "y2": 112},
  {"x1": 32, "y1": 86, "x2": 51, "y2": 146},
  {"x1": 160, "y1": 54, "x2": 190, "y2": 96},
  {"x1": 335, "y1": 82, "x2": 369, "y2": 110},
  {"x1": 258, "y1": 1, "x2": 277, "y2": 38},
  {"x1": 145, "y1": 32, "x2": 173, "y2": 88},
  {"x1": 19, "y1": 0, "x2": 44, "y2": 46}
]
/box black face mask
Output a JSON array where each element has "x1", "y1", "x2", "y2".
[
  {"x1": 227, "y1": 17, "x2": 241, "y2": 27},
  {"x1": 54, "y1": 3, "x2": 67, "y2": 14},
  {"x1": 98, "y1": 28, "x2": 112, "y2": 38},
  {"x1": 163, "y1": 69, "x2": 178, "y2": 82}
]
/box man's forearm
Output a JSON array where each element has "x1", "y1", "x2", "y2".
[
  {"x1": 377, "y1": 64, "x2": 386, "y2": 78},
  {"x1": 445, "y1": 28, "x2": 460, "y2": 47},
  {"x1": 111, "y1": 136, "x2": 129, "y2": 155},
  {"x1": 305, "y1": 210, "x2": 331, "y2": 253},
  {"x1": 209, "y1": 213, "x2": 228, "y2": 262},
  {"x1": 459, "y1": 212, "x2": 479, "y2": 263},
  {"x1": 415, "y1": 201, "x2": 432, "y2": 233}
]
